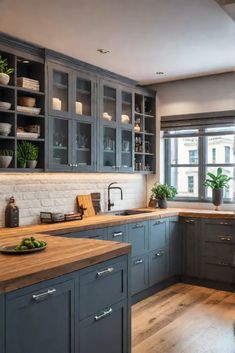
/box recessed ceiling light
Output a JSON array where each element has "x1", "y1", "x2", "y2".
[
  {"x1": 156, "y1": 71, "x2": 165, "y2": 75},
  {"x1": 97, "y1": 49, "x2": 110, "y2": 54}
]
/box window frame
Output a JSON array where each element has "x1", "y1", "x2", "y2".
[{"x1": 164, "y1": 127, "x2": 235, "y2": 203}]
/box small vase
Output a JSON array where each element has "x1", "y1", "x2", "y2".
[
  {"x1": 212, "y1": 188, "x2": 223, "y2": 211},
  {"x1": 0, "y1": 156, "x2": 12, "y2": 168},
  {"x1": 0, "y1": 73, "x2": 10, "y2": 85},
  {"x1": 27, "y1": 160, "x2": 37, "y2": 169},
  {"x1": 158, "y1": 199, "x2": 167, "y2": 209}
]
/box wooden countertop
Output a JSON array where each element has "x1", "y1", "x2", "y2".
[
  {"x1": 0, "y1": 234, "x2": 131, "y2": 293},
  {"x1": 0, "y1": 208, "x2": 234, "y2": 238}
]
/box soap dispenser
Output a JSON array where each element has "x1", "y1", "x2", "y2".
[{"x1": 5, "y1": 196, "x2": 19, "y2": 228}]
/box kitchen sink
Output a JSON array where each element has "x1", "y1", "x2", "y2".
[{"x1": 113, "y1": 209, "x2": 153, "y2": 216}]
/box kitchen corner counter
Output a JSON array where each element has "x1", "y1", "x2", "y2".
[{"x1": 0, "y1": 234, "x2": 131, "y2": 293}]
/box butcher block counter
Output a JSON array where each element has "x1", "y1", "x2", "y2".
[
  {"x1": 0, "y1": 207, "x2": 234, "y2": 238},
  {"x1": 0, "y1": 233, "x2": 131, "y2": 293}
]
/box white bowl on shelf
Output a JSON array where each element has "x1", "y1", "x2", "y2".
[
  {"x1": 0, "y1": 122, "x2": 12, "y2": 136},
  {"x1": 0, "y1": 102, "x2": 11, "y2": 110}
]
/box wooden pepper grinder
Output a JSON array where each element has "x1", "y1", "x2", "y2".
[{"x1": 5, "y1": 196, "x2": 19, "y2": 228}]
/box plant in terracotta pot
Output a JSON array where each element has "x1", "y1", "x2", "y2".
[
  {"x1": 0, "y1": 56, "x2": 14, "y2": 85},
  {"x1": 0, "y1": 149, "x2": 14, "y2": 168},
  {"x1": 151, "y1": 183, "x2": 177, "y2": 209},
  {"x1": 17, "y1": 141, "x2": 39, "y2": 169},
  {"x1": 204, "y1": 167, "x2": 232, "y2": 210}
]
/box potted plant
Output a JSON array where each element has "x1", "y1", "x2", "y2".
[
  {"x1": 17, "y1": 141, "x2": 39, "y2": 169},
  {"x1": 151, "y1": 183, "x2": 177, "y2": 209},
  {"x1": 0, "y1": 149, "x2": 14, "y2": 168},
  {"x1": 204, "y1": 167, "x2": 232, "y2": 210},
  {"x1": 0, "y1": 56, "x2": 14, "y2": 85}
]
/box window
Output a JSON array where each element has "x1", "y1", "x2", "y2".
[
  {"x1": 225, "y1": 146, "x2": 230, "y2": 163},
  {"x1": 188, "y1": 176, "x2": 194, "y2": 193},
  {"x1": 164, "y1": 126, "x2": 235, "y2": 201},
  {"x1": 212, "y1": 148, "x2": 216, "y2": 164},
  {"x1": 189, "y1": 150, "x2": 198, "y2": 164}
]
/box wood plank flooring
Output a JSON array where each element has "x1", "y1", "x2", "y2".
[{"x1": 132, "y1": 283, "x2": 235, "y2": 353}]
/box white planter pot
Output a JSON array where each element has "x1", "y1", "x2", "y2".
[
  {"x1": 0, "y1": 156, "x2": 12, "y2": 168},
  {"x1": 27, "y1": 160, "x2": 37, "y2": 169},
  {"x1": 0, "y1": 73, "x2": 10, "y2": 85}
]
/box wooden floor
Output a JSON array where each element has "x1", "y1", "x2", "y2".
[{"x1": 132, "y1": 283, "x2": 235, "y2": 353}]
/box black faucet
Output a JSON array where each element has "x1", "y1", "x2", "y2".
[{"x1": 108, "y1": 182, "x2": 123, "y2": 211}]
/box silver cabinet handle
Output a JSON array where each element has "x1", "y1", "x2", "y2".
[
  {"x1": 96, "y1": 267, "x2": 114, "y2": 278},
  {"x1": 219, "y1": 236, "x2": 232, "y2": 242},
  {"x1": 154, "y1": 220, "x2": 164, "y2": 225},
  {"x1": 133, "y1": 223, "x2": 144, "y2": 229},
  {"x1": 155, "y1": 251, "x2": 165, "y2": 257},
  {"x1": 218, "y1": 260, "x2": 230, "y2": 267},
  {"x1": 95, "y1": 307, "x2": 113, "y2": 321},
  {"x1": 219, "y1": 222, "x2": 229, "y2": 225},
  {"x1": 68, "y1": 163, "x2": 73, "y2": 167},
  {"x1": 134, "y1": 259, "x2": 143, "y2": 265},
  {"x1": 185, "y1": 219, "x2": 195, "y2": 224},
  {"x1": 113, "y1": 232, "x2": 123, "y2": 238},
  {"x1": 32, "y1": 288, "x2": 56, "y2": 301}
]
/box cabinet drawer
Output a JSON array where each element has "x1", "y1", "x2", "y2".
[
  {"x1": 79, "y1": 300, "x2": 128, "y2": 353},
  {"x1": 107, "y1": 225, "x2": 127, "y2": 242},
  {"x1": 79, "y1": 257, "x2": 127, "y2": 319},
  {"x1": 131, "y1": 255, "x2": 148, "y2": 295},
  {"x1": 58, "y1": 228, "x2": 107, "y2": 240},
  {"x1": 202, "y1": 219, "x2": 234, "y2": 243},
  {"x1": 149, "y1": 219, "x2": 168, "y2": 251},
  {"x1": 128, "y1": 221, "x2": 148, "y2": 255},
  {"x1": 149, "y1": 248, "x2": 169, "y2": 287},
  {"x1": 202, "y1": 242, "x2": 235, "y2": 262},
  {"x1": 201, "y1": 258, "x2": 235, "y2": 283}
]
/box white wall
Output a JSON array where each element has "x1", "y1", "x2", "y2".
[
  {"x1": 0, "y1": 173, "x2": 147, "y2": 227},
  {"x1": 147, "y1": 72, "x2": 235, "y2": 210}
]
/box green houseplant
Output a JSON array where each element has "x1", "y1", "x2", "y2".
[
  {"x1": 0, "y1": 149, "x2": 14, "y2": 168},
  {"x1": 0, "y1": 56, "x2": 14, "y2": 85},
  {"x1": 204, "y1": 167, "x2": 232, "y2": 210},
  {"x1": 151, "y1": 183, "x2": 177, "y2": 209},
  {"x1": 17, "y1": 141, "x2": 39, "y2": 169}
]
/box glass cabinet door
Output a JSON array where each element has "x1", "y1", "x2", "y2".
[
  {"x1": 51, "y1": 118, "x2": 71, "y2": 170},
  {"x1": 102, "y1": 85, "x2": 117, "y2": 122},
  {"x1": 121, "y1": 90, "x2": 133, "y2": 125},
  {"x1": 74, "y1": 121, "x2": 93, "y2": 170},
  {"x1": 120, "y1": 129, "x2": 133, "y2": 171},
  {"x1": 102, "y1": 127, "x2": 117, "y2": 170},
  {"x1": 75, "y1": 78, "x2": 92, "y2": 117}
]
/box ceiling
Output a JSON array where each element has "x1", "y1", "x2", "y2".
[{"x1": 0, "y1": 0, "x2": 234, "y2": 84}]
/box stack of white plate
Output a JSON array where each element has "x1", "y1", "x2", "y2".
[
  {"x1": 0, "y1": 123, "x2": 12, "y2": 136},
  {"x1": 0, "y1": 101, "x2": 11, "y2": 110}
]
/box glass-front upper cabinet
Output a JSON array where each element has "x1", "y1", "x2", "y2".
[
  {"x1": 73, "y1": 121, "x2": 94, "y2": 171},
  {"x1": 75, "y1": 77, "x2": 93, "y2": 117},
  {"x1": 102, "y1": 127, "x2": 118, "y2": 171},
  {"x1": 120, "y1": 129, "x2": 133, "y2": 171},
  {"x1": 48, "y1": 63, "x2": 72, "y2": 117},
  {"x1": 49, "y1": 117, "x2": 72, "y2": 171},
  {"x1": 102, "y1": 84, "x2": 117, "y2": 123},
  {"x1": 121, "y1": 90, "x2": 133, "y2": 127}
]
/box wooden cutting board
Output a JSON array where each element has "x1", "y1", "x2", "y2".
[{"x1": 77, "y1": 194, "x2": 96, "y2": 217}]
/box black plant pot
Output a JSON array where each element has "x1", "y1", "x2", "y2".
[
  {"x1": 158, "y1": 199, "x2": 167, "y2": 209},
  {"x1": 212, "y1": 188, "x2": 223, "y2": 210}
]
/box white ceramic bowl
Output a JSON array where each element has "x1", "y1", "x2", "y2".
[{"x1": 0, "y1": 102, "x2": 11, "y2": 110}]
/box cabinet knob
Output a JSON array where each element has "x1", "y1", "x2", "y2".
[{"x1": 68, "y1": 163, "x2": 73, "y2": 167}]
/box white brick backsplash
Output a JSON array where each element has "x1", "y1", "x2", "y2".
[{"x1": 0, "y1": 173, "x2": 147, "y2": 227}]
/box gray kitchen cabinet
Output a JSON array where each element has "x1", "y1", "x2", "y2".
[
  {"x1": 182, "y1": 218, "x2": 200, "y2": 278},
  {"x1": 128, "y1": 221, "x2": 148, "y2": 256},
  {"x1": 107, "y1": 224, "x2": 128, "y2": 242},
  {"x1": 149, "y1": 218, "x2": 169, "y2": 251},
  {"x1": 149, "y1": 248, "x2": 169, "y2": 286},
  {"x1": 5, "y1": 276, "x2": 76, "y2": 353},
  {"x1": 79, "y1": 256, "x2": 128, "y2": 320},
  {"x1": 131, "y1": 254, "x2": 149, "y2": 295},
  {"x1": 169, "y1": 217, "x2": 181, "y2": 276},
  {"x1": 0, "y1": 295, "x2": 4, "y2": 353},
  {"x1": 79, "y1": 300, "x2": 128, "y2": 353}
]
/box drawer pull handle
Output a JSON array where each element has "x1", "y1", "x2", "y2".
[
  {"x1": 218, "y1": 261, "x2": 230, "y2": 267},
  {"x1": 133, "y1": 223, "x2": 144, "y2": 229},
  {"x1": 185, "y1": 220, "x2": 195, "y2": 224},
  {"x1": 154, "y1": 221, "x2": 164, "y2": 225},
  {"x1": 113, "y1": 232, "x2": 123, "y2": 237},
  {"x1": 134, "y1": 259, "x2": 143, "y2": 265},
  {"x1": 219, "y1": 222, "x2": 229, "y2": 225},
  {"x1": 155, "y1": 251, "x2": 164, "y2": 257},
  {"x1": 95, "y1": 307, "x2": 113, "y2": 321},
  {"x1": 219, "y1": 236, "x2": 232, "y2": 242},
  {"x1": 97, "y1": 267, "x2": 114, "y2": 277},
  {"x1": 32, "y1": 288, "x2": 56, "y2": 301}
]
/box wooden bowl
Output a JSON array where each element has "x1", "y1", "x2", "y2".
[{"x1": 18, "y1": 96, "x2": 36, "y2": 107}]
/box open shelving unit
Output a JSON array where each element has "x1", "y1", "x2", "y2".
[{"x1": 0, "y1": 49, "x2": 45, "y2": 171}]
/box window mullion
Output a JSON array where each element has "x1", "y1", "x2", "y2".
[{"x1": 199, "y1": 130, "x2": 205, "y2": 201}]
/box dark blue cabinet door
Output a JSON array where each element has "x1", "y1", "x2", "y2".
[
  {"x1": 128, "y1": 221, "x2": 148, "y2": 256},
  {"x1": 149, "y1": 249, "x2": 169, "y2": 286},
  {"x1": 56, "y1": 227, "x2": 107, "y2": 240},
  {"x1": 0, "y1": 294, "x2": 4, "y2": 353},
  {"x1": 131, "y1": 255, "x2": 148, "y2": 295},
  {"x1": 80, "y1": 301, "x2": 128, "y2": 353},
  {"x1": 149, "y1": 218, "x2": 168, "y2": 251},
  {"x1": 169, "y1": 217, "x2": 181, "y2": 276},
  {"x1": 182, "y1": 218, "x2": 200, "y2": 277},
  {"x1": 6, "y1": 278, "x2": 75, "y2": 353}
]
